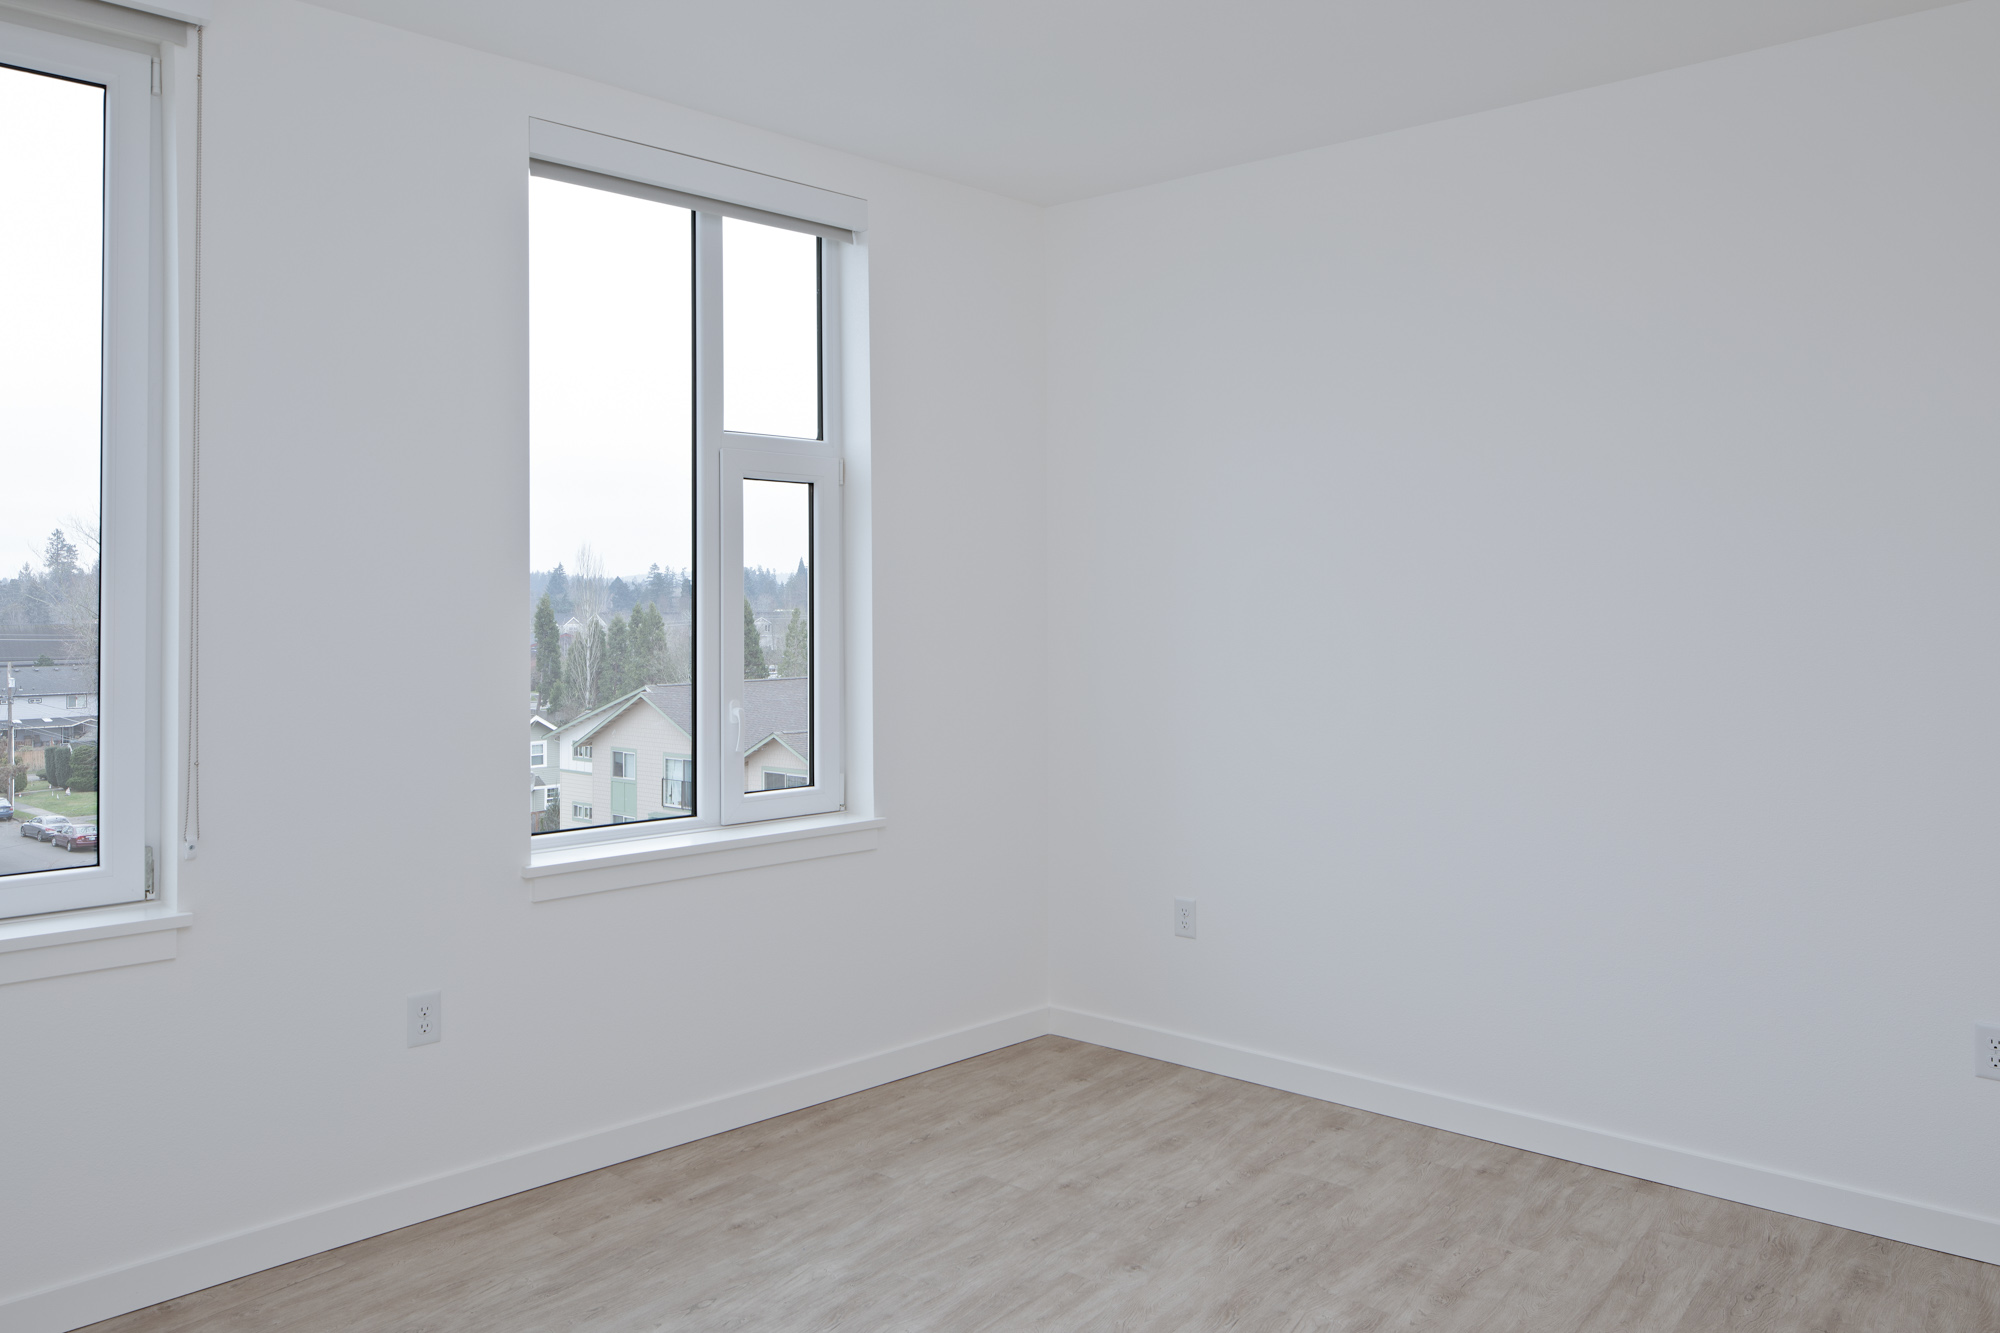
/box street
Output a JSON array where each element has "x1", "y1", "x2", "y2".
[{"x1": 0, "y1": 816, "x2": 94, "y2": 874}]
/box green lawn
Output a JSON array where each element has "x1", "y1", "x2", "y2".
[{"x1": 13, "y1": 782, "x2": 98, "y2": 820}]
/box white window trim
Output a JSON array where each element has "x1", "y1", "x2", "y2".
[
  {"x1": 530, "y1": 740, "x2": 546, "y2": 767},
  {"x1": 0, "y1": 904, "x2": 192, "y2": 988},
  {"x1": 526, "y1": 813, "x2": 884, "y2": 900},
  {"x1": 0, "y1": 16, "x2": 165, "y2": 924},
  {"x1": 523, "y1": 119, "x2": 879, "y2": 894}
]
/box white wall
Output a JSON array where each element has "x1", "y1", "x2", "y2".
[
  {"x1": 14, "y1": 0, "x2": 2000, "y2": 1322},
  {"x1": 1047, "y1": 0, "x2": 2000, "y2": 1243},
  {"x1": 0, "y1": 0, "x2": 1047, "y2": 1321}
]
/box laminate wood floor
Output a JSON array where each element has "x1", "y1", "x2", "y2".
[{"x1": 87, "y1": 1036, "x2": 2000, "y2": 1331}]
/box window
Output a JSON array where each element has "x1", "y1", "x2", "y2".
[
  {"x1": 661, "y1": 757, "x2": 693, "y2": 810},
  {"x1": 527, "y1": 123, "x2": 848, "y2": 855},
  {"x1": 0, "y1": 19, "x2": 158, "y2": 920},
  {"x1": 530, "y1": 741, "x2": 547, "y2": 767},
  {"x1": 573, "y1": 803, "x2": 593, "y2": 820},
  {"x1": 572, "y1": 743, "x2": 592, "y2": 760},
  {"x1": 542, "y1": 787, "x2": 558, "y2": 811}
]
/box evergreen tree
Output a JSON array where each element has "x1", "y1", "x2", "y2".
[
  {"x1": 46, "y1": 744, "x2": 71, "y2": 789},
  {"x1": 645, "y1": 564, "x2": 667, "y2": 606},
  {"x1": 43, "y1": 529, "x2": 78, "y2": 581},
  {"x1": 68, "y1": 743, "x2": 97, "y2": 792},
  {"x1": 602, "y1": 613, "x2": 635, "y2": 700},
  {"x1": 532, "y1": 594, "x2": 562, "y2": 707},
  {"x1": 779, "y1": 608, "x2": 810, "y2": 677},
  {"x1": 744, "y1": 565, "x2": 780, "y2": 610},
  {"x1": 743, "y1": 600, "x2": 769, "y2": 680},
  {"x1": 545, "y1": 563, "x2": 572, "y2": 617},
  {"x1": 631, "y1": 602, "x2": 667, "y2": 685}
]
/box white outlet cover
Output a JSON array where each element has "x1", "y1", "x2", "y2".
[
  {"x1": 1976, "y1": 1025, "x2": 2000, "y2": 1081},
  {"x1": 1174, "y1": 898, "x2": 1196, "y2": 940},
  {"x1": 408, "y1": 991, "x2": 442, "y2": 1047}
]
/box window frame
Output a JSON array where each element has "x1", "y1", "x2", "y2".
[
  {"x1": 527, "y1": 123, "x2": 852, "y2": 862},
  {"x1": 0, "y1": 19, "x2": 158, "y2": 921},
  {"x1": 530, "y1": 740, "x2": 546, "y2": 767}
]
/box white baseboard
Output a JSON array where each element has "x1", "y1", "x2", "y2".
[
  {"x1": 2, "y1": 1006, "x2": 1052, "y2": 1333},
  {"x1": 15, "y1": 1003, "x2": 1997, "y2": 1332},
  {"x1": 1048, "y1": 1006, "x2": 2000, "y2": 1267}
]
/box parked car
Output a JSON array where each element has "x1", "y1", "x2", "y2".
[
  {"x1": 53, "y1": 824, "x2": 96, "y2": 851},
  {"x1": 0, "y1": 798, "x2": 11, "y2": 821},
  {"x1": 21, "y1": 815, "x2": 71, "y2": 841}
]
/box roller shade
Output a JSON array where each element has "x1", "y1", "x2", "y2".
[
  {"x1": 529, "y1": 160, "x2": 855, "y2": 245},
  {"x1": 5, "y1": 0, "x2": 204, "y2": 42},
  {"x1": 115, "y1": 0, "x2": 204, "y2": 20},
  {"x1": 529, "y1": 118, "x2": 866, "y2": 243}
]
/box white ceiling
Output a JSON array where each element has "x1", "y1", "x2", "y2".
[{"x1": 313, "y1": 0, "x2": 1961, "y2": 204}]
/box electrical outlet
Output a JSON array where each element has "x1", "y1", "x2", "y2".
[
  {"x1": 407, "y1": 991, "x2": 442, "y2": 1047},
  {"x1": 1976, "y1": 1025, "x2": 2000, "y2": 1081},
  {"x1": 1174, "y1": 898, "x2": 1196, "y2": 940}
]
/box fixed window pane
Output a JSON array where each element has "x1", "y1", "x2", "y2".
[
  {"x1": 722, "y1": 218, "x2": 819, "y2": 438},
  {"x1": 0, "y1": 63, "x2": 104, "y2": 875},
  {"x1": 530, "y1": 175, "x2": 696, "y2": 834},
  {"x1": 742, "y1": 480, "x2": 811, "y2": 794}
]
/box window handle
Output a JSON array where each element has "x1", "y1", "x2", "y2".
[{"x1": 729, "y1": 700, "x2": 743, "y2": 753}]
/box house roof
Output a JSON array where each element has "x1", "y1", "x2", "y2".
[
  {"x1": 742, "y1": 675, "x2": 810, "y2": 764},
  {"x1": 537, "y1": 675, "x2": 808, "y2": 759},
  {"x1": 5, "y1": 663, "x2": 98, "y2": 696},
  {"x1": 557, "y1": 685, "x2": 661, "y2": 746},
  {"x1": 0, "y1": 630, "x2": 81, "y2": 662}
]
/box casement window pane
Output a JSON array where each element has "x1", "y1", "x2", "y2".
[
  {"x1": 742, "y1": 480, "x2": 811, "y2": 794},
  {"x1": 0, "y1": 64, "x2": 104, "y2": 875},
  {"x1": 529, "y1": 176, "x2": 696, "y2": 834},
  {"x1": 722, "y1": 219, "x2": 819, "y2": 439}
]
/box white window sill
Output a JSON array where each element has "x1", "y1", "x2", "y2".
[
  {"x1": 0, "y1": 904, "x2": 192, "y2": 986},
  {"x1": 524, "y1": 812, "x2": 885, "y2": 903}
]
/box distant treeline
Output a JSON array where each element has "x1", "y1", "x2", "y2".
[{"x1": 529, "y1": 559, "x2": 809, "y2": 618}]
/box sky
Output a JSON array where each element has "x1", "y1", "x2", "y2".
[
  {"x1": 529, "y1": 178, "x2": 817, "y2": 582},
  {"x1": 0, "y1": 65, "x2": 105, "y2": 576},
  {"x1": 9, "y1": 97, "x2": 812, "y2": 596}
]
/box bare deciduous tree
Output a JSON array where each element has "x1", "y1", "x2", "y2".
[{"x1": 566, "y1": 544, "x2": 606, "y2": 709}]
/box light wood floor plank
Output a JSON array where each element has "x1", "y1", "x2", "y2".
[{"x1": 82, "y1": 1036, "x2": 2000, "y2": 1331}]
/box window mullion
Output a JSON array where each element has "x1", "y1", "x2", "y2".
[{"x1": 694, "y1": 210, "x2": 727, "y2": 827}]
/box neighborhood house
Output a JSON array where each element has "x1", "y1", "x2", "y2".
[
  {"x1": 530, "y1": 676, "x2": 810, "y2": 830},
  {"x1": 3, "y1": 661, "x2": 100, "y2": 761}
]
